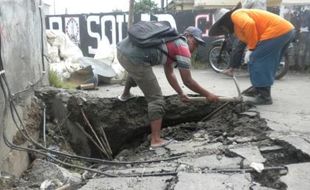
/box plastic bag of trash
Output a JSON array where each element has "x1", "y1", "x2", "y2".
[
  {"x1": 94, "y1": 35, "x2": 125, "y2": 83},
  {"x1": 94, "y1": 35, "x2": 115, "y2": 63},
  {"x1": 46, "y1": 30, "x2": 83, "y2": 63}
]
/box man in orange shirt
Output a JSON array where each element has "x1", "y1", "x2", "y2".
[
  {"x1": 209, "y1": 5, "x2": 295, "y2": 105},
  {"x1": 222, "y1": 0, "x2": 266, "y2": 77}
]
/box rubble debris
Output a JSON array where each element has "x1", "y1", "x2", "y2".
[
  {"x1": 2, "y1": 87, "x2": 307, "y2": 189},
  {"x1": 24, "y1": 159, "x2": 82, "y2": 189},
  {"x1": 79, "y1": 176, "x2": 174, "y2": 190},
  {"x1": 229, "y1": 145, "x2": 266, "y2": 164},
  {"x1": 173, "y1": 172, "x2": 253, "y2": 190}
]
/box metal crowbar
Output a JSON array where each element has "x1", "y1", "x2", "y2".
[{"x1": 189, "y1": 74, "x2": 243, "y2": 102}]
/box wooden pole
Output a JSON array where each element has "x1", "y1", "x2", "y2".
[{"x1": 128, "y1": 0, "x2": 135, "y2": 28}]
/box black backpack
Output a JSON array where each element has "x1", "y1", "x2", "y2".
[
  {"x1": 128, "y1": 21, "x2": 181, "y2": 48},
  {"x1": 128, "y1": 21, "x2": 182, "y2": 62}
]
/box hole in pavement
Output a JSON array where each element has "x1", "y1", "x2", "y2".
[{"x1": 37, "y1": 91, "x2": 310, "y2": 189}]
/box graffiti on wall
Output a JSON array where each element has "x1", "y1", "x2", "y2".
[
  {"x1": 46, "y1": 10, "x2": 216, "y2": 58},
  {"x1": 46, "y1": 8, "x2": 310, "y2": 67},
  {"x1": 65, "y1": 17, "x2": 80, "y2": 45}
]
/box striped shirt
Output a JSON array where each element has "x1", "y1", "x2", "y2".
[
  {"x1": 162, "y1": 38, "x2": 191, "y2": 69},
  {"x1": 117, "y1": 37, "x2": 192, "y2": 69}
]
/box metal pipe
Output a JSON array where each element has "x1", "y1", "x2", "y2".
[
  {"x1": 43, "y1": 105, "x2": 46, "y2": 147},
  {"x1": 188, "y1": 96, "x2": 241, "y2": 102},
  {"x1": 232, "y1": 75, "x2": 241, "y2": 98}
]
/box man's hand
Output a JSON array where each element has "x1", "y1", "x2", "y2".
[
  {"x1": 244, "y1": 50, "x2": 253, "y2": 63},
  {"x1": 207, "y1": 93, "x2": 219, "y2": 102},
  {"x1": 179, "y1": 93, "x2": 190, "y2": 103}
]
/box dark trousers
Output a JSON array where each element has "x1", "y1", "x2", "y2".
[{"x1": 229, "y1": 39, "x2": 247, "y2": 69}]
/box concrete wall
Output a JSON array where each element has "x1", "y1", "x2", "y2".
[{"x1": 0, "y1": 0, "x2": 46, "y2": 176}]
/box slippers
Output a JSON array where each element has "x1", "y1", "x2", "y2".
[
  {"x1": 149, "y1": 139, "x2": 175, "y2": 150},
  {"x1": 117, "y1": 94, "x2": 136, "y2": 102}
]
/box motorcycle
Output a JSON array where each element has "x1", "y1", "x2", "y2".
[{"x1": 207, "y1": 34, "x2": 290, "y2": 80}]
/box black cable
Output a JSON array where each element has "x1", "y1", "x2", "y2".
[
  {"x1": 1, "y1": 67, "x2": 184, "y2": 166},
  {"x1": 0, "y1": 22, "x2": 183, "y2": 172},
  {"x1": 2, "y1": 78, "x2": 178, "y2": 178},
  {"x1": 1, "y1": 72, "x2": 115, "y2": 177},
  {"x1": 1, "y1": 64, "x2": 184, "y2": 165},
  {"x1": 0, "y1": 31, "x2": 4, "y2": 71}
]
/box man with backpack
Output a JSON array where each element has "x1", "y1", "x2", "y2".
[{"x1": 117, "y1": 24, "x2": 219, "y2": 149}]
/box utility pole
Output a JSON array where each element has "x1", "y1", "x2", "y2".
[
  {"x1": 53, "y1": 0, "x2": 56, "y2": 15},
  {"x1": 128, "y1": 0, "x2": 135, "y2": 28},
  {"x1": 123, "y1": 0, "x2": 135, "y2": 85},
  {"x1": 161, "y1": 0, "x2": 164, "y2": 11}
]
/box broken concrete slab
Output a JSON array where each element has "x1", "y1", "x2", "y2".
[
  {"x1": 179, "y1": 155, "x2": 242, "y2": 169},
  {"x1": 259, "y1": 145, "x2": 283, "y2": 152},
  {"x1": 79, "y1": 176, "x2": 173, "y2": 190},
  {"x1": 229, "y1": 145, "x2": 266, "y2": 163},
  {"x1": 27, "y1": 159, "x2": 82, "y2": 188},
  {"x1": 166, "y1": 141, "x2": 223, "y2": 155},
  {"x1": 259, "y1": 110, "x2": 310, "y2": 134},
  {"x1": 269, "y1": 131, "x2": 310, "y2": 157},
  {"x1": 105, "y1": 162, "x2": 178, "y2": 176},
  {"x1": 174, "y1": 172, "x2": 252, "y2": 190},
  {"x1": 280, "y1": 163, "x2": 310, "y2": 190},
  {"x1": 31, "y1": 84, "x2": 310, "y2": 190}
]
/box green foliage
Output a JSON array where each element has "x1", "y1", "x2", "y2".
[
  {"x1": 134, "y1": 0, "x2": 159, "y2": 14},
  {"x1": 48, "y1": 70, "x2": 76, "y2": 89}
]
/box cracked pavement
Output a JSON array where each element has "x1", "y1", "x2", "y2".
[{"x1": 80, "y1": 66, "x2": 310, "y2": 190}]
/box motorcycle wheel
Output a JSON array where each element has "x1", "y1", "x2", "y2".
[
  {"x1": 208, "y1": 45, "x2": 230, "y2": 73},
  {"x1": 275, "y1": 55, "x2": 289, "y2": 80}
]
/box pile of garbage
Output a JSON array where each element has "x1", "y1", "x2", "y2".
[{"x1": 46, "y1": 30, "x2": 125, "y2": 89}]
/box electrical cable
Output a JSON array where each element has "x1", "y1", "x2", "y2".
[
  {"x1": 2, "y1": 77, "x2": 179, "y2": 178},
  {"x1": 0, "y1": 69, "x2": 179, "y2": 178},
  {"x1": 1, "y1": 57, "x2": 183, "y2": 167},
  {"x1": 7, "y1": 84, "x2": 184, "y2": 165},
  {"x1": 0, "y1": 19, "x2": 113, "y2": 178},
  {"x1": 7, "y1": 90, "x2": 184, "y2": 165},
  {"x1": 1, "y1": 74, "x2": 114, "y2": 177},
  {"x1": 0, "y1": 54, "x2": 184, "y2": 166},
  {"x1": 0, "y1": 6, "x2": 184, "y2": 176}
]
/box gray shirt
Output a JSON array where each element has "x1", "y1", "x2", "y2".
[{"x1": 117, "y1": 37, "x2": 164, "y2": 66}]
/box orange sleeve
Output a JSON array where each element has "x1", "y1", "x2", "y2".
[{"x1": 232, "y1": 12, "x2": 258, "y2": 50}]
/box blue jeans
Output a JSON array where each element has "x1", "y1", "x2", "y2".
[{"x1": 248, "y1": 30, "x2": 295, "y2": 87}]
